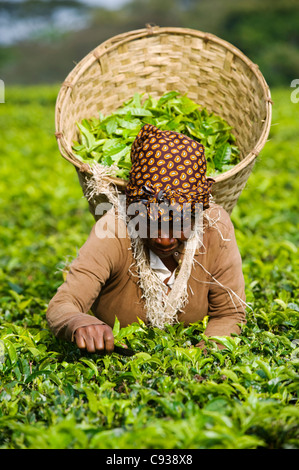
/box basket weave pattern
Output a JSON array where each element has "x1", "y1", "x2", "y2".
[{"x1": 55, "y1": 27, "x2": 272, "y2": 215}]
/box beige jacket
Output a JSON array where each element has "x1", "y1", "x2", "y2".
[{"x1": 46, "y1": 204, "x2": 246, "y2": 342}]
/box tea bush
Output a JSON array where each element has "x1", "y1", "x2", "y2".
[{"x1": 0, "y1": 86, "x2": 298, "y2": 449}]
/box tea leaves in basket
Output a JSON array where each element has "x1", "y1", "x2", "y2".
[{"x1": 73, "y1": 91, "x2": 240, "y2": 180}]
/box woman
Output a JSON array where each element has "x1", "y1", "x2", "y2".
[{"x1": 46, "y1": 125, "x2": 246, "y2": 353}]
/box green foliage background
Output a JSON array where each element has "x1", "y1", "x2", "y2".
[
  {"x1": 0, "y1": 86, "x2": 298, "y2": 449},
  {"x1": 1, "y1": 0, "x2": 299, "y2": 87}
]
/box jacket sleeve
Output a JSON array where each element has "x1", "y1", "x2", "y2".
[
  {"x1": 204, "y1": 209, "x2": 247, "y2": 339},
  {"x1": 46, "y1": 213, "x2": 123, "y2": 342}
]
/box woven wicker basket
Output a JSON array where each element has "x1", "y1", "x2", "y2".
[{"x1": 55, "y1": 26, "x2": 272, "y2": 217}]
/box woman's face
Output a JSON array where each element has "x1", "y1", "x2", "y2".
[{"x1": 141, "y1": 218, "x2": 193, "y2": 259}]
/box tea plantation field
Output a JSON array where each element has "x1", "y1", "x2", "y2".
[{"x1": 0, "y1": 86, "x2": 298, "y2": 449}]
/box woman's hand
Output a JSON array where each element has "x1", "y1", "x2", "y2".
[{"x1": 74, "y1": 324, "x2": 114, "y2": 354}]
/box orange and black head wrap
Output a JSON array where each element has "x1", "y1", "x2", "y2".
[{"x1": 125, "y1": 124, "x2": 214, "y2": 221}]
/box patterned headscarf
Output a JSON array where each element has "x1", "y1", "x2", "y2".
[{"x1": 125, "y1": 124, "x2": 214, "y2": 221}]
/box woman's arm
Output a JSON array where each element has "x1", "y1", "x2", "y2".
[
  {"x1": 46, "y1": 213, "x2": 123, "y2": 343},
  {"x1": 204, "y1": 209, "x2": 247, "y2": 339}
]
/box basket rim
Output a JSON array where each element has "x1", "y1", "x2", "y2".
[{"x1": 55, "y1": 26, "x2": 272, "y2": 186}]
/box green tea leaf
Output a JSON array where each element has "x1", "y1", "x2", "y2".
[
  {"x1": 76, "y1": 122, "x2": 96, "y2": 149},
  {"x1": 105, "y1": 117, "x2": 118, "y2": 135},
  {"x1": 116, "y1": 107, "x2": 153, "y2": 117},
  {"x1": 112, "y1": 316, "x2": 120, "y2": 337},
  {"x1": 3, "y1": 339, "x2": 17, "y2": 364},
  {"x1": 79, "y1": 358, "x2": 99, "y2": 377},
  {"x1": 157, "y1": 91, "x2": 180, "y2": 106},
  {"x1": 214, "y1": 143, "x2": 232, "y2": 171},
  {"x1": 74, "y1": 91, "x2": 241, "y2": 178}
]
